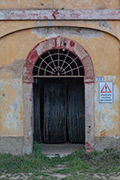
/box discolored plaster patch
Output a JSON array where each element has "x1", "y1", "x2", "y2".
[
  {"x1": 32, "y1": 21, "x2": 119, "y2": 40},
  {"x1": 0, "y1": 79, "x2": 23, "y2": 136},
  {"x1": 98, "y1": 21, "x2": 112, "y2": 30},
  {"x1": 0, "y1": 137, "x2": 23, "y2": 155},
  {"x1": 95, "y1": 136, "x2": 120, "y2": 151},
  {"x1": 31, "y1": 27, "x2": 104, "y2": 40},
  {"x1": 0, "y1": 59, "x2": 24, "y2": 79}
]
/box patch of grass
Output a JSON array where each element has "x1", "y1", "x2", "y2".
[
  {"x1": 0, "y1": 143, "x2": 58, "y2": 174},
  {"x1": 0, "y1": 142, "x2": 120, "y2": 179}
]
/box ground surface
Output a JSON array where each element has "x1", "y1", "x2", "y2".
[
  {"x1": 0, "y1": 143, "x2": 120, "y2": 180},
  {"x1": 0, "y1": 168, "x2": 120, "y2": 179}
]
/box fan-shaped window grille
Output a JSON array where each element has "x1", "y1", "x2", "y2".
[{"x1": 33, "y1": 49, "x2": 84, "y2": 77}]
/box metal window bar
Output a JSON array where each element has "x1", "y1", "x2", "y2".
[{"x1": 33, "y1": 49, "x2": 84, "y2": 77}]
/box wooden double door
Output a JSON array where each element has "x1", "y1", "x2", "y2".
[{"x1": 33, "y1": 78, "x2": 85, "y2": 144}]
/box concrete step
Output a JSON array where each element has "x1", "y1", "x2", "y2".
[{"x1": 41, "y1": 143, "x2": 84, "y2": 157}]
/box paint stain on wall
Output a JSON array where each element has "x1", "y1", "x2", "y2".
[{"x1": 100, "y1": 129, "x2": 107, "y2": 136}]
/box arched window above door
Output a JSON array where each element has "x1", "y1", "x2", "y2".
[{"x1": 33, "y1": 49, "x2": 84, "y2": 77}]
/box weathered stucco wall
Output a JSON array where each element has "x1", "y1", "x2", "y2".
[
  {"x1": 0, "y1": 17, "x2": 119, "y2": 153},
  {"x1": 0, "y1": 27, "x2": 119, "y2": 138},
  {"x1": 0, "y1": 0, "x2": 119, "y2": 10},
  {"x1": 0, "y1": 79, "x2": 23, "y2": 136},
  {"x1": 0, "y1": 58, "x2": 24, "y2": 136},
  {"x1": 0, "y1": 20, "x2": 119, "y2": 42}
]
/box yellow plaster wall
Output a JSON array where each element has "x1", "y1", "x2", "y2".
[
  {"x1": 0, "y1": 0, "x2": 119, "y2": 10},
  {"x1": 0, "y1": 27, "x2": 119, "y2": 137},
  {"x1": 0, "y1": 21, "x2": 119, "y2": 42},
  {"x1": 54, "y1": 0, "x2": 120, "y2": 10}
]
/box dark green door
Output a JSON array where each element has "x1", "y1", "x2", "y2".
[{"x1": 33, "y1": 78, "x2": 85, "y2": 144}]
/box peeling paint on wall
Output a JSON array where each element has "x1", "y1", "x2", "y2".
[
  {"x1": 0, "y1": 20, "x2": 119, "y2": 42},
  {"x1": 0, "y1": 79, "x2": 23, "y2": 136},
  {"x1": 31, "y1": 27, "x2": 104, "y2": 40},
  {"x1": 98, "y1": 21, "x2": 112, "y2": 30},
  {"x1": 0, "y1": 59, "x2": 24, "y2": 79}
]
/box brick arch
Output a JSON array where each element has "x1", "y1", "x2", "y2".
[
  {"x1": 23, "y1": 36, "x2": 95, "y2": 155},
  {"x1": 23, "y1": 36, "x2": 94, "y2": 83}
]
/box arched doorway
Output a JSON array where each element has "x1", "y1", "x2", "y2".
[
  {"x1": 33, "y1": 48, "x2": 85, "y2": 144},
  {"x1": 23, "y1": 36, "x2": 95, "y2": 154}
]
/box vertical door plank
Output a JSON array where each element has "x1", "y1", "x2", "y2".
[
  {"x1": 33, "y1": 81, "x2": 41, "y2": 142},
  {"x1": 68, "y1": 79, "x2": 85, "y2": 143},
  {"x1": 44, "y1": 80, "x2": 66, "y2": 143}
]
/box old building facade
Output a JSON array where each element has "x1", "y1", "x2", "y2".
[{"x1": 0, "y1": 1, "x2": 120, "y2": 155}]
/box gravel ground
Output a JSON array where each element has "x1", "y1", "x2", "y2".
[{"x1": 0, "y1": 170, "x2": 120, "y2": 180}]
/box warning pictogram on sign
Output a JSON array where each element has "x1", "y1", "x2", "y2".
[
  {"x1": 100, "y1": 83, "x2": 111, "y2": 93},
  {"x1": 99, "y1": 82, "x2": 113, "y2": 103}
]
